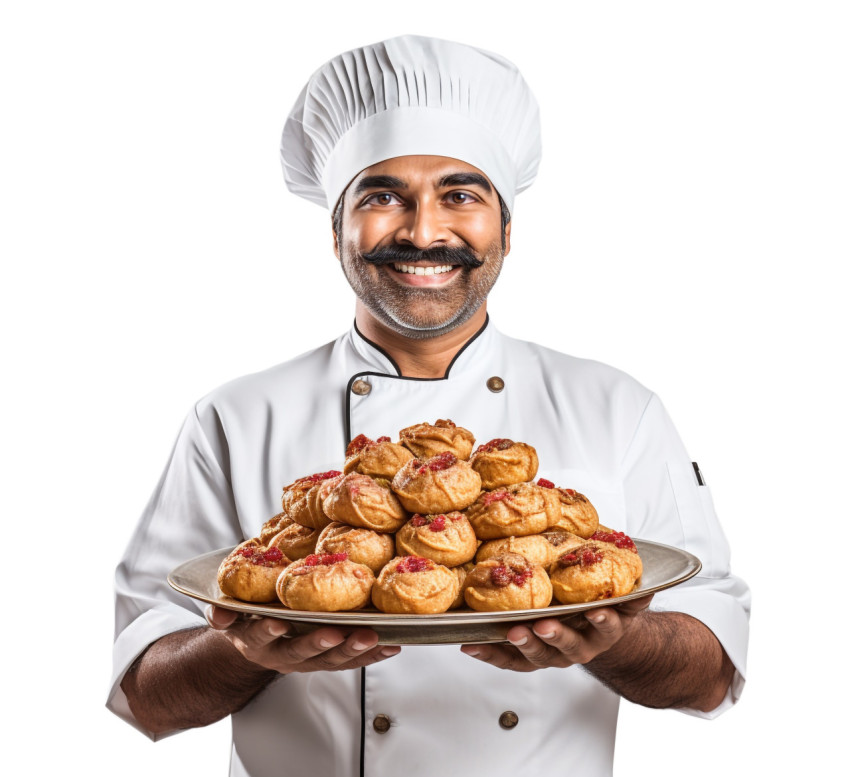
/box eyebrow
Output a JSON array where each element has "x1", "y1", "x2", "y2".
[
  {"x1": 437, "y1": 172, "x2": 492, "y2": 193},
  {"x1": 353, "y1": 175, "x2": 408, "y2": 196}
]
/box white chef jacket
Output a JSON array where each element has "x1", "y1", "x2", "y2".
[{"x1": 108, "y1": 318, "x2": 750, "y2": 777}]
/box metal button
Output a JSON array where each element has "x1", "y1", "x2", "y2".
[
  {"x1": 351, "y1": 379, "x2": 372, "y2": 396},
  {"x1": 373, "y1": 714, "x2": 391, "y2": 734},
  {"x1": 486, "y1": 376, "x2": 505, "y2": 393},
  {"x1": 499, "y1": 711, "x2": 519, "y2": 730}
]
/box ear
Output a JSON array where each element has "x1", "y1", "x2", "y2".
[
  {"x1": 332, "y1": 223, "x2": 340, "y2": 260},
  {"x1": 504, "y1": 220, "x2": 512, "y2": 257}
]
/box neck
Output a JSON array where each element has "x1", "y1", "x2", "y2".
[{"x1": 355, "y1": 303, "x2": 488, "y2": 378}]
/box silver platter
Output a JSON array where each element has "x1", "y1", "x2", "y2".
[{"x1": 168, "y1": 539, "x2": 701, "y2": 645}]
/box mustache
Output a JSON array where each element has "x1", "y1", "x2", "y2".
[{"x1": 360, "y1": 244, "x2": 485, "y2": 269}]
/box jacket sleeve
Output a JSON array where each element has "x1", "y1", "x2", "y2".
[
  {"x1": 620, "y1": 393, "x2": 751, "y2": 719},
  {"x1": 106, "y1": 405, "x2": 245, "y2": 739}
]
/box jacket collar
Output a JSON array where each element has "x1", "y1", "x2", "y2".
[{"x1": 349, "y1": 315, "x2": 495, "y2": 379}]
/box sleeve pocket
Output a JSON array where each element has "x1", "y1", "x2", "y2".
[{"x1": 666, "y1": 461, "x2": 732, "y2": 578}]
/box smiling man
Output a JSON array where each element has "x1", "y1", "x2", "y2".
[{"x1": 109, "y1": 36, "x2": 750, "y2": 777}]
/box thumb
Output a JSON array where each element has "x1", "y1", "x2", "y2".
[{"x1": 205, "y1": 604, "x2": 239, "y2": 630}]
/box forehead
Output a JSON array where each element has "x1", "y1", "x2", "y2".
[{"x1": 346, "y1": 155, "x2": 495, "y2": 193}]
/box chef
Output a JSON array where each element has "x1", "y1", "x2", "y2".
[{"x1": 109, "y1": 35, "x2": 750, "y2": 777}]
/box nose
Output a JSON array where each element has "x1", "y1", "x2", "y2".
[{"x1": 396, "y1": 200, "x2": 450, "y2": 249}]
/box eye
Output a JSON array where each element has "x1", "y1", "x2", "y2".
[
  {"x1": 447, "y1": 191, "x2": 477, "y2": 205},
  {"x1": 363, "y1": 192, "x2": 402, "y2": 206}
]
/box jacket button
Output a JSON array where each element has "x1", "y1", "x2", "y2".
[
  {"x1": 499, "y1": 711, "x2": 519, "y2": 730},
  {"x1": 486, "y1": 376, "x2": 505, "y2": 393},
  {"x1": 351, "y1": 379, "x2": 372, "y2": 396},
  {"x1": 373, "y1": 714, "x2": 391, "y2": 733}
]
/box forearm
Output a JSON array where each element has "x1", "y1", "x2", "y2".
[
  {"x1": 121, "y1": 626, "x2": 278, "y2": 735},
  {"x1": 585, "y1": 611, "x2": 734, "y2": 712}
]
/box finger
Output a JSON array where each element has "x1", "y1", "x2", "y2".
[
  {"x1": 272, "y1": 627, "x2": 376, "y2": 669},
  {"x1": 226, "y1": 617, "x2": 293, "y2": 652},
  {"x1": 460, "y1": 642, "x2": 535, "y2": 672},
  {"x1": 509, "y1": 623, "x2": 575, "y2": 668},
  {"x1": 529, "y1": 618, "x2": 599, "y2": 664},
  {"x1": 205, "y1": 605, "x2": 240, "y2": 629}
]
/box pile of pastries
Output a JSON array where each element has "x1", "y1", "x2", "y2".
[{"x1": 217, "y1": 420, "x2": 643, "y2": 614}]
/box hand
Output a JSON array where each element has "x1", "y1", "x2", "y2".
[
  {"x1": 459, "y1": 595, "x2": 653, "y2": 672},
  {"x1": 206, "y1": 605, "x2": 401, "y2": 675}
]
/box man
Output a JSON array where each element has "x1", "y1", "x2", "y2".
[{"x1": 109, "y1": 35, "x2": 749, "y2": 776}]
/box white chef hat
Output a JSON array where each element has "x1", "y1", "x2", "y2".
[{"x1": 280, "y1": 35, "x2": 541, "y2": 214}]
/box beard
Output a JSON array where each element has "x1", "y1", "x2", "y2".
[{"x1": 338, "y1": 240, "x2": 505, "y2": 340}]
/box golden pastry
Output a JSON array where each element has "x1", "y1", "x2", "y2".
[
  {"x1": 538, "y1": 480, "x2": 599, "y2": 538},
  {"x1": 549, "y1": 541, "x2": 642, "y2": 604},
  {"x1": 395, "y1": 512, "x2": 478, "y2": 567},
  {"x1": 268, "y1": 521, "x2": 320, "y2": 561},
  {"x1": 371, "y1": 555, "x2": 459, "y2": 614},
  {"x1": 463, "y1": 552, "x2": 552, "y2": 611},
  {"x1": 258, "y1": 511, "x2": 294, "y2": 545},
  {"x1": 343, "y1": 434, "x2": 414, "y2": 480},
  {"x1": 399, "y1": 419, "x2": 475, "y2": 460},
  {"x1": 322, "y1": 472, "x2": 408, "y2": 532},
  {"x1": 276, "y1": 552, "x2": 375, "y2": 611},
  {"x1": 217, "y1": 539, "x2": 291, "y2": 603},
  {"x1": 315, "y1": 521, "x2": 396, "y2": 574},
  {"x1": 465, "y1": 482, "x2": 560, "y2": 539},
  {"x1": 391, "y1": 452, "x2": 482, "y2": 514},
  {"x1": 469, "y1": 439, "x2": 539, "y2": 490},
  {"x1": 449, "y1": 562, "x2": 475, "y2": 610},
  {"x1": 282, "y1": 470, "x2": 343, "y2": 529},
  {"x1": 476, "y1": 534, "x2": 557, "y2": 568}
]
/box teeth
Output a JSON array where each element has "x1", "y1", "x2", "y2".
[{"x1": 393, "y1": 264, "x2": 455, "y2": 275}]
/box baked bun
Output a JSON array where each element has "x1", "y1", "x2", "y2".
[
  {"x1": 449, "y1": 562, "x2": 475, "y2": 610},
  {"x1": 463, "y1": 552, "x2": 552, "y2": 611},
  {"x1": 476, "y1": 534, "x2": 557, "y2": 568},
  {"x1": 315, "y1": 522, "x2": 395, "y2": 574},
  {"x1": 549, "y1": 541, "x2": 642, "y2": 604},
  {"x1": 371, "y1": 555, "x2": 459, "y2": 614},
  {"x1": 282, "y1": 470, "x2": 343, "y2": 529},
  {"x1": 540, "y1": 482, "x2": 599, "y2": 538},
  {"x1": 343, "y1": 434, "x2": 414, "y2": 480},
  {"x1": 268, "y1": 521, "x2": 320, "y2": 561},
  {"x1": 399, "y1": 419, "x2": 475, "y2": 460},
  {"x1": 395, "y1": 512, "x2": 477, "y2": 567},
  {"x1": 276, "y1": 552, "x2": 375, "y2": 611},
  {"x1": 540, "y1": 529, "x2": 585, "y2": 558},
  {"x1": 469, "y1": 439, "x2": 539, "y2": 490},
  {"x1": 258, "y1": 511, "x2": 294, "y2": 545},
  {"x1": 465, "y1": 482, "x2": 560, "y2": 539},
  {"x1": 391, "y1": 452, "x2": 482, "y2": 514},
  {"x1": 217, "y1": 539, "x2": 291, "y2": 603},
  {"x1": 322, "y1": 473, "x2": 408, "y2": 532}
]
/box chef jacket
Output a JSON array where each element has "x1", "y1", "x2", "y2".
[{"x1": 108, "y1": 318, "x2": 750, "y2": 777}]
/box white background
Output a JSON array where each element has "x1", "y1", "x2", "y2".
[{"x1": 2, "y1": 1, "x2": 847, "y2": 774}]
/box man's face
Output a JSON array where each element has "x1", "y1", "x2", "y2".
[{"x1": 334, "y1": 155, "x2": 511, "y2": 339}]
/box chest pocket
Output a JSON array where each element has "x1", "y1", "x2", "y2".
[
  {"x1": 537, "y1": 467, "x2": 627, "y2": 534},
  {"x1": 666, "y1": 461, "x2": 731, "y2": 578}
]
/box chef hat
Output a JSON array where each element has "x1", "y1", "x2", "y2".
[{"x1": 281, "y1": 35, "x2": 541, "y2": 214}]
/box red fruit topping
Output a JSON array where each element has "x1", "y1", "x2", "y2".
[
  {"x1": 251, "y1": 546, "x2": 286, "y2": 566},
  {"x1": 591, "y1": 530, "x2": 637, "y2": 552},
  {"x1": 302, "y1": 470, "x2": 342, "y2": 484},
  {"x1": 537, "y1": 478, "x2": 555, "y2": 489},
  {"x1": 558, "y1": 547, "x2": 604, "y2": 568},
  {"x1": 238, "y1": 546, "x2": 256, "y2": 557},
  {"x1": 560, "y1": 488, "x2": 577, "y2": 497},
  {"x1": 435, "y1": 419, "x2": 456, "y2": 428},
  {"x1": 476, "y1": 438, "x2": 514, "y2": 454},
  {"x1": 376, "y1": 436, "x2": 391, "y2": 443},
  {"x1": 417, "y1": 451, "x2": 457, "y2": 474},
  {"x1": 395, "y1": 556, "x2": 433, "y2": 573},
  {"x1": 303, "y1": 552, "x2": 348, "y2": 567},
  {"x1": 448, "y1": 512, "x2": 462, "y2": 521},
  {"x1": 490, "y1": 562, "x2": 532, "y2": 587},
  {"x1": 410, "y1": 514, "x2": 428, "y2": 527},
  {"x1": 428, "y1": 515, "x2": 446, "y2": 532},
  {"x1": 482, "y1": 489, "x2": 512, "y2": 506},
  {"x1": 346, "y1": 434, "x2": 373, "y2": 456}
]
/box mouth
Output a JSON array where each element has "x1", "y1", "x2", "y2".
[
  {"x1": 392, "y1": 263, "x2": 456, "y2": 276},
  {"x1": 384, "y1": 262, "x2": 463, "y2": 288}
]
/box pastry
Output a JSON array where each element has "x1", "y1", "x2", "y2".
[
  {"x1": 538, "y1": 480, "x2": 599, "y2": 538},
  {"x1": 315, "y1": 521, "x2": 396, "y2": 574},
  {"x1": 463, "y1": 552, "x2": 552, "y2": 611},
  {"x1": 449, "y1": 562, "x2": 475, "y2": 610},
  {"x1": 549, "y1": 541, "x2": 642, "y2": 604},
  {"x1": 343, "y1": 434, "x2": 414, "y2": 479},
  {"x1": 476, "y1": 534, "x2": 558, "y2": 568},
  {"x1": 217, "y1": 539, "x2": 291, "y2": 603},
  {"x1": 464, "y1": 481, "x2": 560, "y2": 539},
  {"x1": 282, "y1": 470, "x2": 343, "y2": 529},
  {"x1": 322, "y1": 472, "x2": 408, "y2": 532},
  {"x1": 395, "y1": 511, "x2": 478, "y2": 567},
  {"x1": 276, "y1": 552, "x2": 375, "y2": 611},
  {"x1": 469, "y1": 439, "x2": 539, "y2": 490},
  {"x1": 391, "y1": 452, "x2": 482, "y2": 514},
  {"x1": 268, "y1": 521, "x2": 320, "y2": 560},
  {"x1": 371, "y1": 555, "x2": 459, "y2": 614},
  {"x1": 399, "y1": 419, "x2": 475, "y2": 460},
  {"x1": 258, "y1": 511, "x2": 294, "y2": 545}
]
